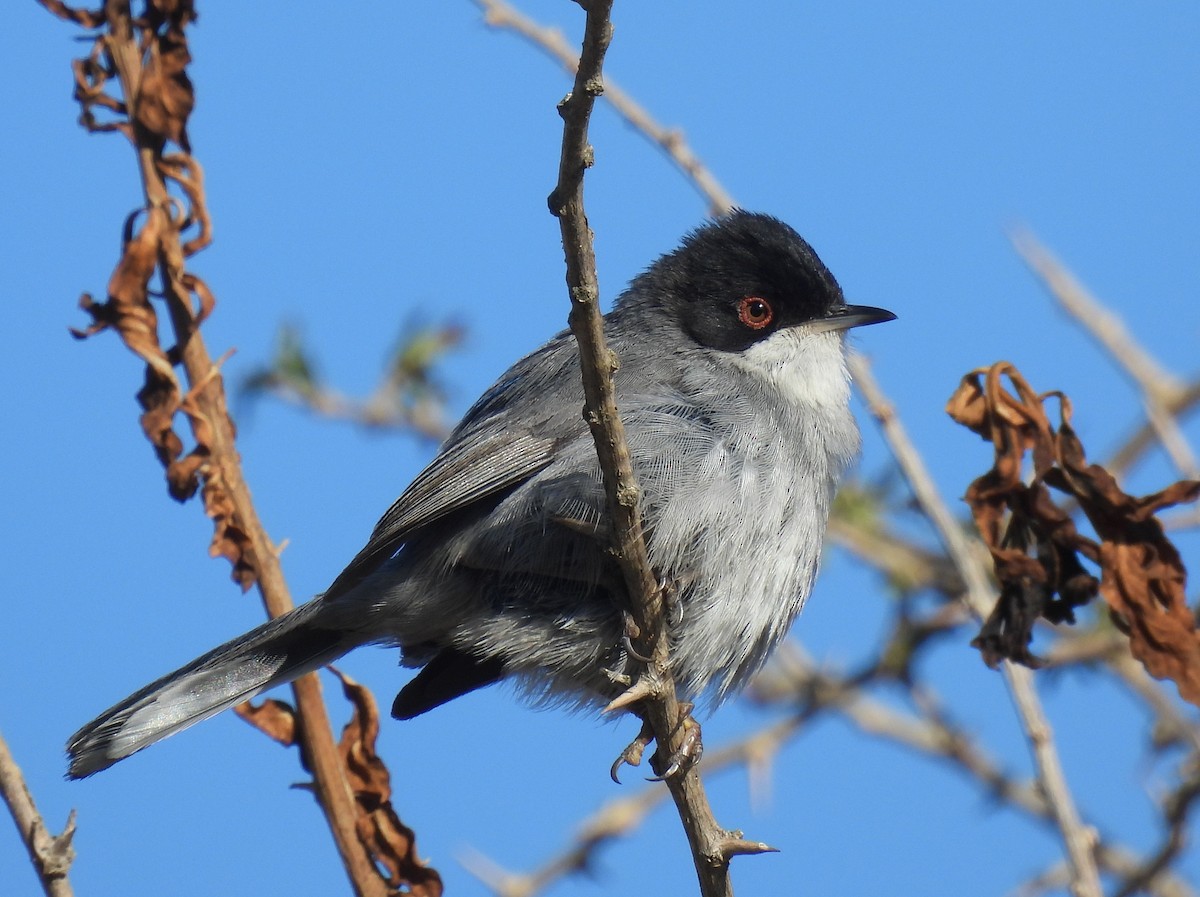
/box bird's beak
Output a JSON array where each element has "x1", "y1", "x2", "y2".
[{"x1": 811, "y1": 304, "x2": 897, "y2": 333}]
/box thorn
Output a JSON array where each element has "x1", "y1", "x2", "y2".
[
  {"x1": 603, "y1": 675, "x2": 657, "y2": 714},
  {"x1": 720, "y1": 837, "x2": 780, "y2": 860}
]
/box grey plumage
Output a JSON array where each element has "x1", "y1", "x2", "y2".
[{"x1": 67, "y1": 211, "x2": 892, "y2": 778}]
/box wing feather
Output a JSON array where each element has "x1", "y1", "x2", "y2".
[{"x1": 324, "y1": 428, "x2": 558, "y2": 599}]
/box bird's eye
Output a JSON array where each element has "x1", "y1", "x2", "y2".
[{"x1": 737, "y1": 296, "x2": 775, "y2": 330}]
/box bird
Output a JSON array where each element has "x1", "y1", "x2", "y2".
[{"x1": 67, "y1": 210, "x2": 894, "y2": 779}]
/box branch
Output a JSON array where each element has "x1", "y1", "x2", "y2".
[
  {"x1": 1097, "y1": 845, "x2": 1198, "y2": 897},
  {"x1": 849, "y1": 353, "x2": 1104, "y2": 897},
  {"x1": 0, "y1": 730, "x2": 75, "y2": 897},
  {"x1": 240, "y1": 320, "x2": 461, "y2": 440},
  {"x1": 1012, "y1": 229, "x2": 1200, "y2": 480},
  {"x1": 1104, "y1": 652, "x2": 1200, "y2": 756},
  {"x1": 485, "y1": 4, "x2": 1124, "y2": 891},
  {"x1": 39, "y1": 3, "x2": 414, "y2": 894},
  {"x1": 826, "y1": 505, "x2": 967, "y2": 599},
  {"x1": 469, "y1": 632, "x2": 1196, "y2": 897},
  {"x1": 1009, "y1": 229, "x2": 1187, "y2": 406},
  {"x1": 463, "y1": 715, "x2": 800, "y2": 897},
  {"x1": 1106, "y1": 381, "x2": 1200, "y2": 478},
  {"x1": 1111, "y1": 767, "x2": 1200, "y2": 897},
  {"x1": 461, "y1": 782, "x2": 665, "y2": 897},
  {"x1": 757, "y1": 646, "x2": 1196, "y2": 897},
  {"x1": 549, "y1": 4, "x2": 756, "y2": 896},
  {"x1": 474, "y1": 0, "x2": 735, "y2": 216},
  {"x1": 753, "y1": 643, "x2": 1055, "y2": 819}
]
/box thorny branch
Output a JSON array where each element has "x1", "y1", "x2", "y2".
[
  {"x1": 550, "y1": 3, "x2": 765, "y2": 897},
  {"x1": 468, "y1": 636, "x2": 1198, "y2": 897},
  {"x1": 36, "y1": 3, "x2": 438, "y2": 896},
  {"x1": 27, "y1": 3, "x2": 1195, "y2": 896},
  {"x1": 465, "y1": 4, "x2": 1200, "y2": 895},
  {"x1": 1012, "y1": 230, "x2": 1200, "y2": 481},
  {"x1": 473, "y1": 0, "x2": 734, "y2": 217},
  {"x1": 854, "y1": 355, "x2": 1104, "y2": 897},
  {"x1": 0, "y1": 731, "x2": 75, "y2": 897}
]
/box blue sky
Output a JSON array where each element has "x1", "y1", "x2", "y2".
[{"x1": 3, "y1": 2, "x2": 1199, "y2": 895}]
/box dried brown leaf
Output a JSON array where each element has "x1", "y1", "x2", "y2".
[
  {"x1": 1048, "y1": 415, "x2": 1200, "y2": 704},
  {"x1": 235, "y1": 698, "x2": 297, "y2": 747},
  {"x1": 37, "y1": 0, "x2": 105, "y2": 29},
  {"x1": 951, "y1": 361, "x2": 1200, "y2": 706},
  {"x1": 135, "y1": 27, "x2": 193, "y2": 150},
  {"x1": 159, "y1": 155, "x2": 213, "y2": 258},
  {"x1": 146, "y1": 0, "x2": 195, "y2": 23},
  {"x1": 332, "y1": 668, "x2": 444, "y2": 897},
  {"x1": 57, "y1": 8, "x2": 255, "y2": 594},
  {"x1": 239, "y1": 670, "x2": 443, "y2": 893},
  {"x1": 70, "y1": 209, "x2": 202, "y2": 500},
  {"x1": 202, "y1": 467, "x2": 257, "y2": 591}
]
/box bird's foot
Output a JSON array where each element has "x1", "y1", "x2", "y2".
[
  {"x1": 609, "y1": 702, "x2": 703, "y2": 783},
  {"x1": 621, "y1": 610, "x2": 653, "y2": 663},
  {"x1": 648, "y1": 703, "x2": 703, "y2": 781},
  {"x1": 659, "y1": 575, "x2": 684, "y2": 628},
  {"x1": 610, "y1": 717, "x2": 654, "y2": 783}
]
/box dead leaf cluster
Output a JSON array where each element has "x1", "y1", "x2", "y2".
[
  {"x1": 48, "y1": 0, "x2": 258, "y2": 587},
  {"x1": 948, "y1": 361, "x2": 1200, "y2": 706},
  {"x1": 237, "y1": 671, "x2": 444, "y2": 897}
]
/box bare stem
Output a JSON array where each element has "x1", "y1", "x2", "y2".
[
  {"x1": 1011, "y1": 228, "x2": 1199, "y2": 479},
  {"x1": 849, "y1": 352, "x2": 1103, "y2": 897},
  {"x1": 549, "y1": 4, "x2": 747, "y2": 896},
  {"x1": 0, "y1": 729, "x2": 76, "y2": 897},
  {"x1": 474, "y1": 0, "x2": 735, "y2": 216},
  {"x1": 1107, "y1": 381, "x2": 1200, "y2": 477},
  {"x1": 464, "y1": 716, "x2": 798, "y2": 897},
  {"x1": 44, "y1": 3, "x2": 391, "y2": 893}
]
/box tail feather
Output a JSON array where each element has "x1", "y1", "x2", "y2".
[{"x1": 67, "y1": 600, "x2": 352, "y2": 778}]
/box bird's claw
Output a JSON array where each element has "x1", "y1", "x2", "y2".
[
  {"x1": 648, "y1": 704, "x2": 703, "y2": 782},
  {"x1": 658, "y1": 575, "x2": 684, "y2": 627},
  {"x1": 621, "y1": 611, "x2": 653, "y2": 663},
  {"x1": 610, "y1": 718, "x2": 654, "y2": 784},
  {"x1": 610, "y1": 704, "x2": 704, "y2": 784}
]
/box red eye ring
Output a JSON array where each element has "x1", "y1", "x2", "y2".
[{"x1": 737, "y1": 296, "x2": 775, "y2": 330}]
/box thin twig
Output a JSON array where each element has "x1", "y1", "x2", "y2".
[
  {"x1": 1163, "y1": 503, "x2": 1200, "y2": 532},
  {"x1": 1144, "y1": 398, "x2": 1200, "y2": 480},
  {"x1": 753, "y1": 644, "x2": 1055, "y2": 819},
  {"x1": 1011, "y1": 228, "x2": 1200, "y2": 479},
  {"x1": 473, "y1": 0, "x2": 735, "y2": 216},
  {"x1": 0, "y1": 729, "x2": 76, "y2": 897},
  {"x1": 1096, "y1": 844, "x2": 1197, "y2": 897},
  {"x1": 849, "y1": 352, "x2": 1104, "y2": 897},
  {"x1": 42, "y1": 3, "x2": 392, "y2": 894},
  {"x1": 1010, "y1": 229, "x2": 1186, "y2": 406},
  {"x1": 761, "y1": 647, "x2": 1195, "y2": 897},
  {"x1": 1006, "y1": 862, "x2": 1072, "y2": 897},
  {"x1": 254, "y1": 381, "x2": 450, "y2": 439},
  {"x1": 1107, "y1": 381, "x2": 1200, "y2": 478},
  {"x1": 464, "y1": 715, "x2": 800, "y2": 897},
  {"x1": 470, "y1": 634, "x2": 1197, "y2": 897},
  {"x1": 826, "y1": 511, "x2": 967, "y2": 598},
  {"x1": 460, "y1": 785, "x2": 664, "y2": 897},
  {"x1": 549, "y1": 4, "x2": 757, "y2": 896},
  {"x1": 1107, "y1": 653, "x2": 1200, "y2": 755},
  {"x1": 1111, "y1": 768, "x2": 1200, "y2": 897}
]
